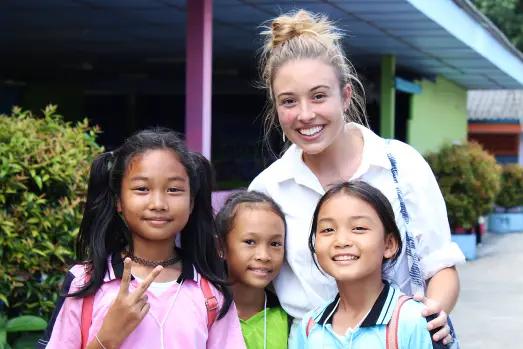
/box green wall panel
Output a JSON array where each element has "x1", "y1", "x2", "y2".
[{"x1": 408, "y1": 76, "x2": 467, "y2": 155}]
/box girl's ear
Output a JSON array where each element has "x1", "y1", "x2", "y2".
[{"x1": 383, "y1": 233, "x2": 399, "y2": 260}]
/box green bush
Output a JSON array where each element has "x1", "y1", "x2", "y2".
[
  {"x1": 0, "y1": 314, "x2": 47, "y2": 349},
  {"x1": 0, "y1": 106, "x2": 102, "y2": 319},
  {"x1": 425, "y1": 141, "x2": 501, "y2": 230},
  {"x1": 495, "y1": 164, "x2": 523, "y2": 209}
]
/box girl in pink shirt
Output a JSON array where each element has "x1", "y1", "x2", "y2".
[{"x1": 39, "y1": 129, "x2": 246, "y2": 349}]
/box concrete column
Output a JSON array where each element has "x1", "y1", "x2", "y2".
[
  {"x1": 185, "y1": 0, "x2": 213, "y2": 159},
  {"x1": 380, "y1": 55, "x2": 396, "y2": 139}
]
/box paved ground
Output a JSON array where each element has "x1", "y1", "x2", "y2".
[{"x1": 452, "y1": 231, "x2": 523, "y2": 349}]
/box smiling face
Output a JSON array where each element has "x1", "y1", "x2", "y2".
[
  {"x1": 314, "y1": 193, "x2": 397, "y2": 283},
  {"x1": 272, "y1": 58, "x2": 351, "y2": 155},
  {"x1": 225, "y1": 204, "x2": 285, "y2": 290},
  {"x1": 117, "y1": 149, "x2": 191, "y2": 244}
]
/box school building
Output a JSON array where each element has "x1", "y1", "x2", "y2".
[
  {"x1": 467, "y1": 90, "x2": 523, "y2": 165},
  {"x1": 1, "y1": 0, "x2": 522, "y2": 188}
]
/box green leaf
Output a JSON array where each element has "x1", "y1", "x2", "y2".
[
  {"x1": 12, "y1": 332, "x2": 42, "y2": 349},
  {"x1": 33, "y1": 176, "x2": 42, "y2": 190},
  {"x1": 6, "y1": 316, "x2": 47, "y2": 332},
  {"x1": 0, "y1": 327, "x2": 6, "y2": 347}
]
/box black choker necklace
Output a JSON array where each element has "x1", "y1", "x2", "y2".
[{"x1": 125, "y1": 251, "x2": 181, "y2": 267}]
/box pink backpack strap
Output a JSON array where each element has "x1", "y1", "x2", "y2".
[
  {"x1": 200, "y1": 277, "x2": 218, "y2": 329},
  {"x1": 80, "y1": 294, "x2": 95, "y2": 349},
  {"x1": 386, "y1": 295, "x2": 411, "y2": 349},
  {"x1": 305, "y1": 317, "x2": 315, "y2": 337}
]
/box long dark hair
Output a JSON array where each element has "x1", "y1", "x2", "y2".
[
  {"x1": 308, "y1": 181, "x2": 402, "y2": 273},
  {"x1": 71, "y1": 128, "x2": 232, "y2": 318}
]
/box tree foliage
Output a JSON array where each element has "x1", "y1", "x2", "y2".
[
  {"x1": 473, "y1": 0, "x2": 523, "y2": 52},
  {"x1": 425, "y1": 142, "x2": 501, "y2": 230},
  {"x1": 496, "y1": 164, "x2": 523, "y2": 209}
]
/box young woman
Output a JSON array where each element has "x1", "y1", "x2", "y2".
[{"x1": 249, "y1": 9, "x2": 464, "y2": 347}]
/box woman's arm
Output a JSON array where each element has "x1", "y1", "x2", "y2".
[{"x1": 426, "y1": 266, "x2": 460, "y2": 314}]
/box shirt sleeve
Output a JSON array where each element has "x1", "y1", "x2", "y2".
[
  {"x1": 248, "y1": 172, "x2": 270, "y2": 195},
  {"x1": 45, "y1": 266, "x2": 87, "y2": 349},
  {"x1": 399, "y1": 144, "x2": 465, "y2": 279},
  {"x1": 206, "y1": 292, "x2": 246, "y2": 348}
]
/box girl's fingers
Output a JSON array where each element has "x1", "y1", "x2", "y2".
[
  {"x1": 136, "y1": 295, "x2": 148, "y2": 310},
  {"x1": 131, "y1": 265, "x2": 163, "y2": 299},
  {"x1": 118, "y1": 258, "x2": 132, "y2": 296},
  {"x1": 139, "y1": 302, "x2": 151, "y2": 318}
]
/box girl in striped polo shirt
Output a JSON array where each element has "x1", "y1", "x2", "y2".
[{"x1": 290, "y1": 181, "x2": 445, "y2": 349}]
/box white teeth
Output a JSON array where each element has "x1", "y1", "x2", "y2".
[
  {"x1": 250, "y1": 268, "x2": 270, "y2": 273},
  {"x1": 299, "y1": 126, "x2": 323, "y2": 136},
  {"x1": 333, "y1": 255, "x2": 358, "y2": 261}
]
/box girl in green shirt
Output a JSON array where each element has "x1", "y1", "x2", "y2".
[{"x1": 216, "y1": 191, "x2": 289, "y2": 349}]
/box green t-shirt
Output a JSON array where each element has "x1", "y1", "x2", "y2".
[{"x1": 239, "y1": 293, "x2": 289, "y2": 349}]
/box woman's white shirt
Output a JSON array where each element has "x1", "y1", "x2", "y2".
[{"x1": 248, "y1": 122, "x2": 465, "y2": 320}]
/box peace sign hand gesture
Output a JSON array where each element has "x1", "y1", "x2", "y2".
[{"x1": 87, "y1": 258, "x2": 162, "y2": 349}]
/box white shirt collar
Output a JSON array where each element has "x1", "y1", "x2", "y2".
[{"x1": 274, "y1": 122, "x2": 391, "y2": 185}]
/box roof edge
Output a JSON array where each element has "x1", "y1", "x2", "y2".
[{"x1": 452, "y1": 0, "x2": 523, "y2": 62}]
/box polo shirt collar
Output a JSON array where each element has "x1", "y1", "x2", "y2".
[
  {"x1": 103, "y1": 250, "x2": 198, "y2": 283},
  {"x1": 273, "y1": 123, "x2": 391, "y2": 186},
  {"x1": 316, "y1": 281, "x2": 399, "y2": 327}
]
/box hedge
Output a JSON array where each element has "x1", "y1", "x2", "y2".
[{"x1": 0, "y1": 105, "x2": 102, "y2": 319}]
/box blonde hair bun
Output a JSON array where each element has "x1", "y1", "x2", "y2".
[
  {"x1": 265, "y1": 10, "x2": 341, "y2": 50},
  {"x1": 258, "y1": 9, "x2": 368, "y2": 155}
]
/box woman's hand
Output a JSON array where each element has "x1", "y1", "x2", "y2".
[
  {"x1": 413, "y1": 294, "x2": 453, "y2": 345},
  {"x1": 88, "y1": 258, "x2": 163, "y2": 349}
]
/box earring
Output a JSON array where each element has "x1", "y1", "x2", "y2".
[{"x1": 282, "y1": 132, "x2": 286, "y2": 142}]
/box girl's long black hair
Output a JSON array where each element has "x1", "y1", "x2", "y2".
[
  {"x1": 308, "y1": 181, "x2": 403, "y2": 273},
  {"x1": 71, "y1": 128, "x2": 232, "y2": 318}
]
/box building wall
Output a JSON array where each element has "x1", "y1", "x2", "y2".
[
  {"x1": 21, "y1": 82, "x2": 85, "y2": 121},
  {"x1": 407, "y1": 76, "x2": 467, "y2": 155}
]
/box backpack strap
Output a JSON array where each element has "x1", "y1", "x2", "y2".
[
  {"x1": 80, "y1": 294, "x2": 95, "y2": 349},
  {"x1": 385, "y1": 295, "x2": 411, "y2": 349},
  {"x1": 305, "y1": 317, "x2": 315, "y2": 337},
  {"x1": 200, "y1": 277, "x2": 218, "y2": 329},
  {"x1": 386, "y1": 148, "x2": 425, "y2": 295}
]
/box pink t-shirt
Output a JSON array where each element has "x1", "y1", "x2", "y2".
[{"x1": 45, "y1": 256, "x2": 246, "y2": 349}]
